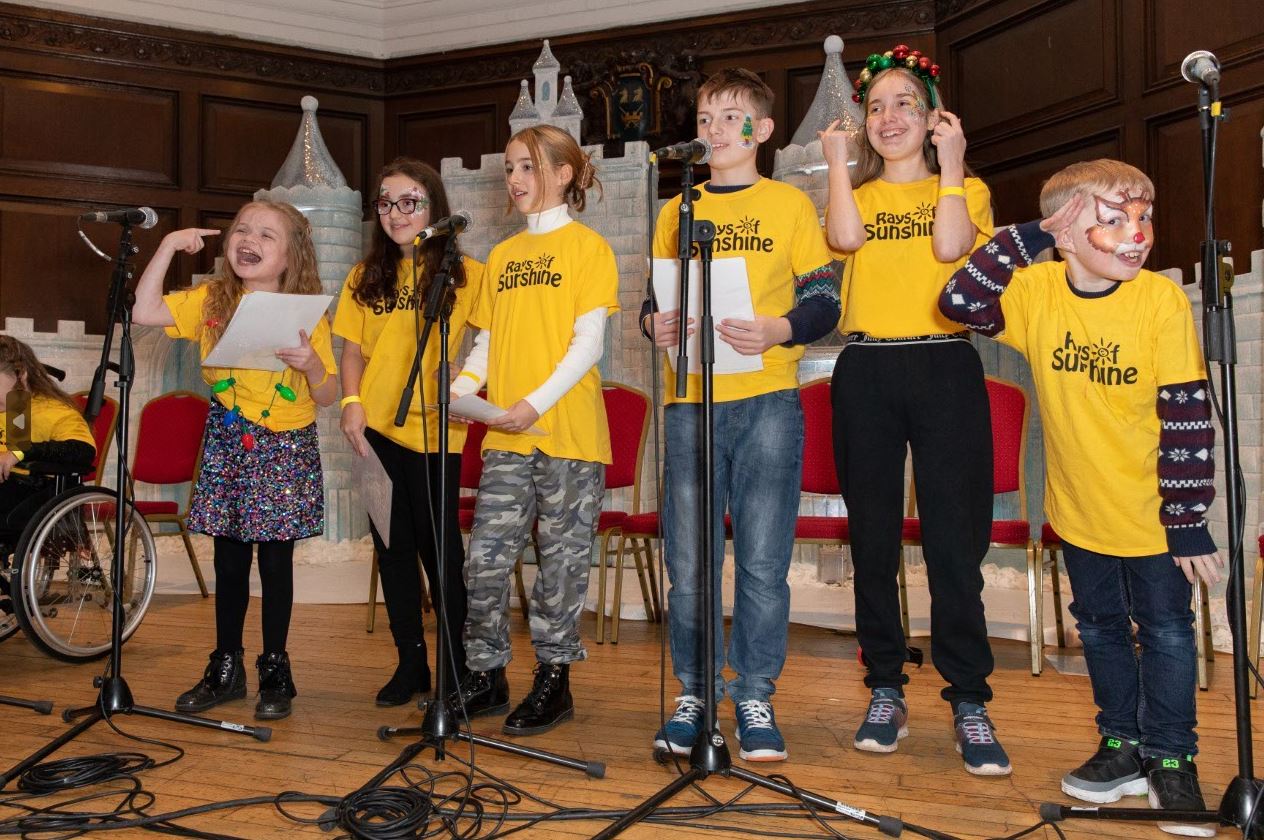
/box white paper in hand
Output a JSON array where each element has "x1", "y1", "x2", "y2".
[
  {"x1": 202, "y1": 292, "x2": 333, "y2": 371},
  {"x1": 450, "y1": 394, "x2": 546, "y2": 435},
  {"x1": 650, "y1": 258, "x2": 763, "y2": 375},
  {"x1": 352, "y1": 444, "x2": 393, "y2": 549}
]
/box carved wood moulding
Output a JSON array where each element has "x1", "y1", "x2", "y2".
[
  {"x1": 385, "y1": 0, "x2": 935, "y2": 94},
  {"x1": 0, "y1": 2, "x2": 383, "y2": 93}
]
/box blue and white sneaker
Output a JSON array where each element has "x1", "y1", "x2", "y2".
[
  {"x1": 954, "y1": 702, "x2": 1012, "y2": 776},
  {"x1": 653, "y1": 695, "x2": 705, "y2": 756},
  {"x1": 854, "y1": 688, "x2": 908, "y2": 753},
  {"x1": 735, "y1": 699, "x2": 788, "y2": 762}
]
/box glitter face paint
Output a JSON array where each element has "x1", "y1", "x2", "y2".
[{"x1": 901, "y1": 83, "x2": 928, "y2": 120}]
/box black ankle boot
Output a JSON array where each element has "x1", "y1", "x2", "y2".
[
  {"x1": 376, "y1": 640, "x2": 432, "y2": 706},
  {"x1": 502, "y1": 663, "x2": 573, "y2": 736},
  {"x1": 176, "y1": 649, "x2": 246, "y2": 713},
  {"x1": 445, "y1": 667, "x2": 509, "y2": 718},
  {"x1": 255, "y1": 651, "x2": 297, "y2": 721}
]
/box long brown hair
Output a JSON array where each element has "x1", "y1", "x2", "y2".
[
  {"x1": 198, "y1": 201, "x2": 321, "y2": 347},
  {"x1": 508, "y1": 125, "x2": 601, "y2": 213},
  {"x1": 353, "y1": 158, "x2": 467, "y2": 314},
  {"x1": 0, "y1": 335, "x2": 79, "y2": 411},
  {"x1": 850, "y1": 67, "x2": 975, "y2": 188}
]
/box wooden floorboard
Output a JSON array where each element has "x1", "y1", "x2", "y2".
[{"x1": 0, "y1": 593, "x2": 1258, "y2": 838}]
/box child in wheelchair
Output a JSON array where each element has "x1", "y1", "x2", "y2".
[
  {"x1": 0, "y1": 336, "x2": 95, "y2": 542},
  {"x1": 0, "y1": 336, "x2": 95, "y2": 619}
]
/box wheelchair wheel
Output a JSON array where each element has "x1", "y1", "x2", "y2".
[
  {"x1": 10, "y1": 485, "x2": 156, "y2": 663},
  {"x1": 0, "y1": 558, "x2": 18, "y2": 643}
]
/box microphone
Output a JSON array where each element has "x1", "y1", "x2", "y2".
[
  {"x1": 652, "y1": 138, "x2": 713, "y2": 165},
  {"x1": 415, "y1": 210, "x2": 472, "y2": 243},
  {"x1": 79, "y1": 207, "x2": 159, "y2": 229},
  {"x1": 1181, "y1": 50, "x2": 1221, "y2": 87}
]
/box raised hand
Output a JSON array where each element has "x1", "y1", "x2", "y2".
[
  {"x1": 930, "y1": 110, "x2": 967, "y2": 171},
  {"x1": 162, "y1": 228, "x2": 220, "y2": 255},
  {"x1": 819, "y1": 118, "x2": 860, "y2": 169},
  {"x1": 1040, "y1": 192, "x2": 1086, "y2": 235}
]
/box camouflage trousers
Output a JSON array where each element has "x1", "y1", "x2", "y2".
[{"x1": 463, "y1": 450, "x2": 604, "y2": 670}]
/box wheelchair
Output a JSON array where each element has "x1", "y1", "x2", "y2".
[{"x1": 0, "y1": 465, "x2": 156, "y2": 663}]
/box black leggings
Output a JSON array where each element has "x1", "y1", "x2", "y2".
[
  {"x1": 213, "y1": 537, "x2": 294, "y2": 655},
  {"x1": 832, "y1": 339, "x2": 995, "y2": 706},
  {"x1": 365, "y1": 429, "x2": 466, "y2": 677}
]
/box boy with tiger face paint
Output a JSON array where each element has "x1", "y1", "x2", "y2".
[{"x1": 940, "y1": 159, "x2": 1220, "y2": 836}]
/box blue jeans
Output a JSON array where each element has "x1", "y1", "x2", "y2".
[
  {"x1": 662, "y1": 389, "x2": 804, "y2": 703},
  {"x1": 1062, "y1": 541, "x2": 1198, "y2": 758}
]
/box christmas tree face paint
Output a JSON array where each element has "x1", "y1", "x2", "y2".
[
  {"x1": 902, "y1": 83, "x2": 928, "y2": 120},
  {"x1": 740, "y1": 114, "x2": 755, "y2": 148}
]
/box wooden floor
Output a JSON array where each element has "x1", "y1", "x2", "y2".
[{"x1": 0, "y1": 594, "x2": 1258, "y2": 839}]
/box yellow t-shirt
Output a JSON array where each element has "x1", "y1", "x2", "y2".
[
  {"x1": 0, "y1": 394, "x2": 95, "y2": 475},
  {"x1": 163, "y1": 283, "x2": 336, "y2": 431},
  {"x1": 838, "y1": 176, "x2": 992, "y2": 337},
  {"x1": 332, "y1": 255, "x2": 484, "y2": 453},
  {"x1": 995, "y1": 262, "x2": 1207, "y2": 556},
  {"x1": 653, "y1": 178, "x2": 834, "y2": 403},
  {"x1": 475, "y1": 221, "x2": 618, "y2": 463}
]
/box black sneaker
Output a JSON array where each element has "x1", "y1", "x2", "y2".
[
  {"x1": 1145, "y1": 756, "x2": 1217, "y2": 838},
  {"x1": 1061, "y1": 736, "x2": 1148, "y2": 803}
]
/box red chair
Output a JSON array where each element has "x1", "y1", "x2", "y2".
[
  {"x1": 365, "y1": 420, "x2": 487, "y2": 633},
  {"x1": 130, "y1": 391, "x2": 210, "y2": 598},
  {"x1": 901, "y1": 377, "x2": 1041, "y2": 672},
  {"x1": 792, "y1": 378, "x2": 851, "y2": 552},
  {"x1": 1039, "y1": 523, "x2": 1214, "y2": 689},
  {"x1": 596, "y1": 383, "x2": 655, "y2": 643},
  {"x1": 71, "y1": 392, "x2": 119, "y2": 484}
]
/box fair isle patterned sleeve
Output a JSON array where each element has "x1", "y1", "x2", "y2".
[
  {"x1": 783, "y1": 263, "x2": 841, "y2": 345},
  {"x1": 1157, "y1": 381, "x2": 1218, "y2": 556},
  {"x1": 939, "y1": 220, "x2": 1054, "y2": 336}
]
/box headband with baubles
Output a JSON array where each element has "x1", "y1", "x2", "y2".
[{"x1": 852, "y1": 44, "x2": 941, "y2": 108}]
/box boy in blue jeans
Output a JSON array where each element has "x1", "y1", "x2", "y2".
[
  {"x1": 940, "y1": 159, "x2": 1221, "y2": 837},
  {"x1": 641, "y1": 68, "x2": 838, "y2": 762}
]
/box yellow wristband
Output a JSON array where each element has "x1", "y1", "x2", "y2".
[
  {"x1": 457, "y1": 371, "x2": 481, "y2": 385},
  {"x1": 311, "y1": 369, "x2": 332, "y2": 389},
  {"x1": 10, "y1": 450, "x2": 24, "y2": 462},
  {"x1": 938, "y1": 186, "x2": 966, "y2": 199},
  {"x1": 340, "y1": 395, "x2": 362, "y2": 409}
]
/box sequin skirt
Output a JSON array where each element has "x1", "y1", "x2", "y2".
[{"x1": 187, "y1": 401, "x2": 325, "y2": 542}]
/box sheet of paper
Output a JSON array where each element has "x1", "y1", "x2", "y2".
[
  {"x1": 450, "y1": 394, "x2": 546, "y2": 435},
  {"x1": 202, "y1": 292, "x2": 334, "y2": 371},
  {"x1": 650, "y1": 258, "x2": 764, "y2": 375},
  {"x1": 352, "y1": 444, "x2": 393, "y2": 549}
]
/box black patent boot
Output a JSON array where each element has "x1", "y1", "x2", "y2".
[
  {"x1": 502, "y1": 663, "x2": 573, "y2": 736},
  {"x1": 445, "y1": 667, "x2": 509, "y2": 718},
  {"x1": 255, "y1": 651, "x2": 297, "y2": 721},
  {"x1": 376, "y1": 640, "x2": 432, "y2": 706},
  {"x1": 175, "y1": 649, "x2": 246, "y2": 713}
]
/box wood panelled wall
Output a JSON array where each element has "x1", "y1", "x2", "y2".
[{"x1": 1, "y1": 0, "x2": 1262, "y2": 333}]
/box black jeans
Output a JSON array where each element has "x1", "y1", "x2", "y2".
[
  {"x1": 366, "y1": 429, "x2": 467, "y2": 681},
  {"x1": 831, "y1": 339, "x2": 995, "y2": 705}
]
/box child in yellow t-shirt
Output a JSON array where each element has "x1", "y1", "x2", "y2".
[
  {"x1": 821, "y1": 45, "x2": 1008, "y2": 776},
  {"x1": 133, "y1": 200, "x2": 337, "y2": 722},
  {"x1": 449, "y1": 124, "x2": 618, "y2": 737},
  {"x1": 940, "y1": 160, "x2": 1219, "y2": 833},
  {"x1": 0, "y1": 336, "x2": 95, "y2": 538},
  {"x1": 333, "y1": 157, "x2": 484, "y2": 707},
  {"x1": 642, "y1": 69, "x2": 837, "y2": 763}
]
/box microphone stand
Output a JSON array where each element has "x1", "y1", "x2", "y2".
[
  {"x1": 596, "y1": 164, "x2": 909, "y2": 839},
  {"x1": 371, "y1": 233, "x2": 603, "y2": 785},
  {"x1": 0, "y1": 222, "x2": 267, "y2": 791},
  {"x1": 1041, "y1": 76, "x2": 1264, "y2": 838}
]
